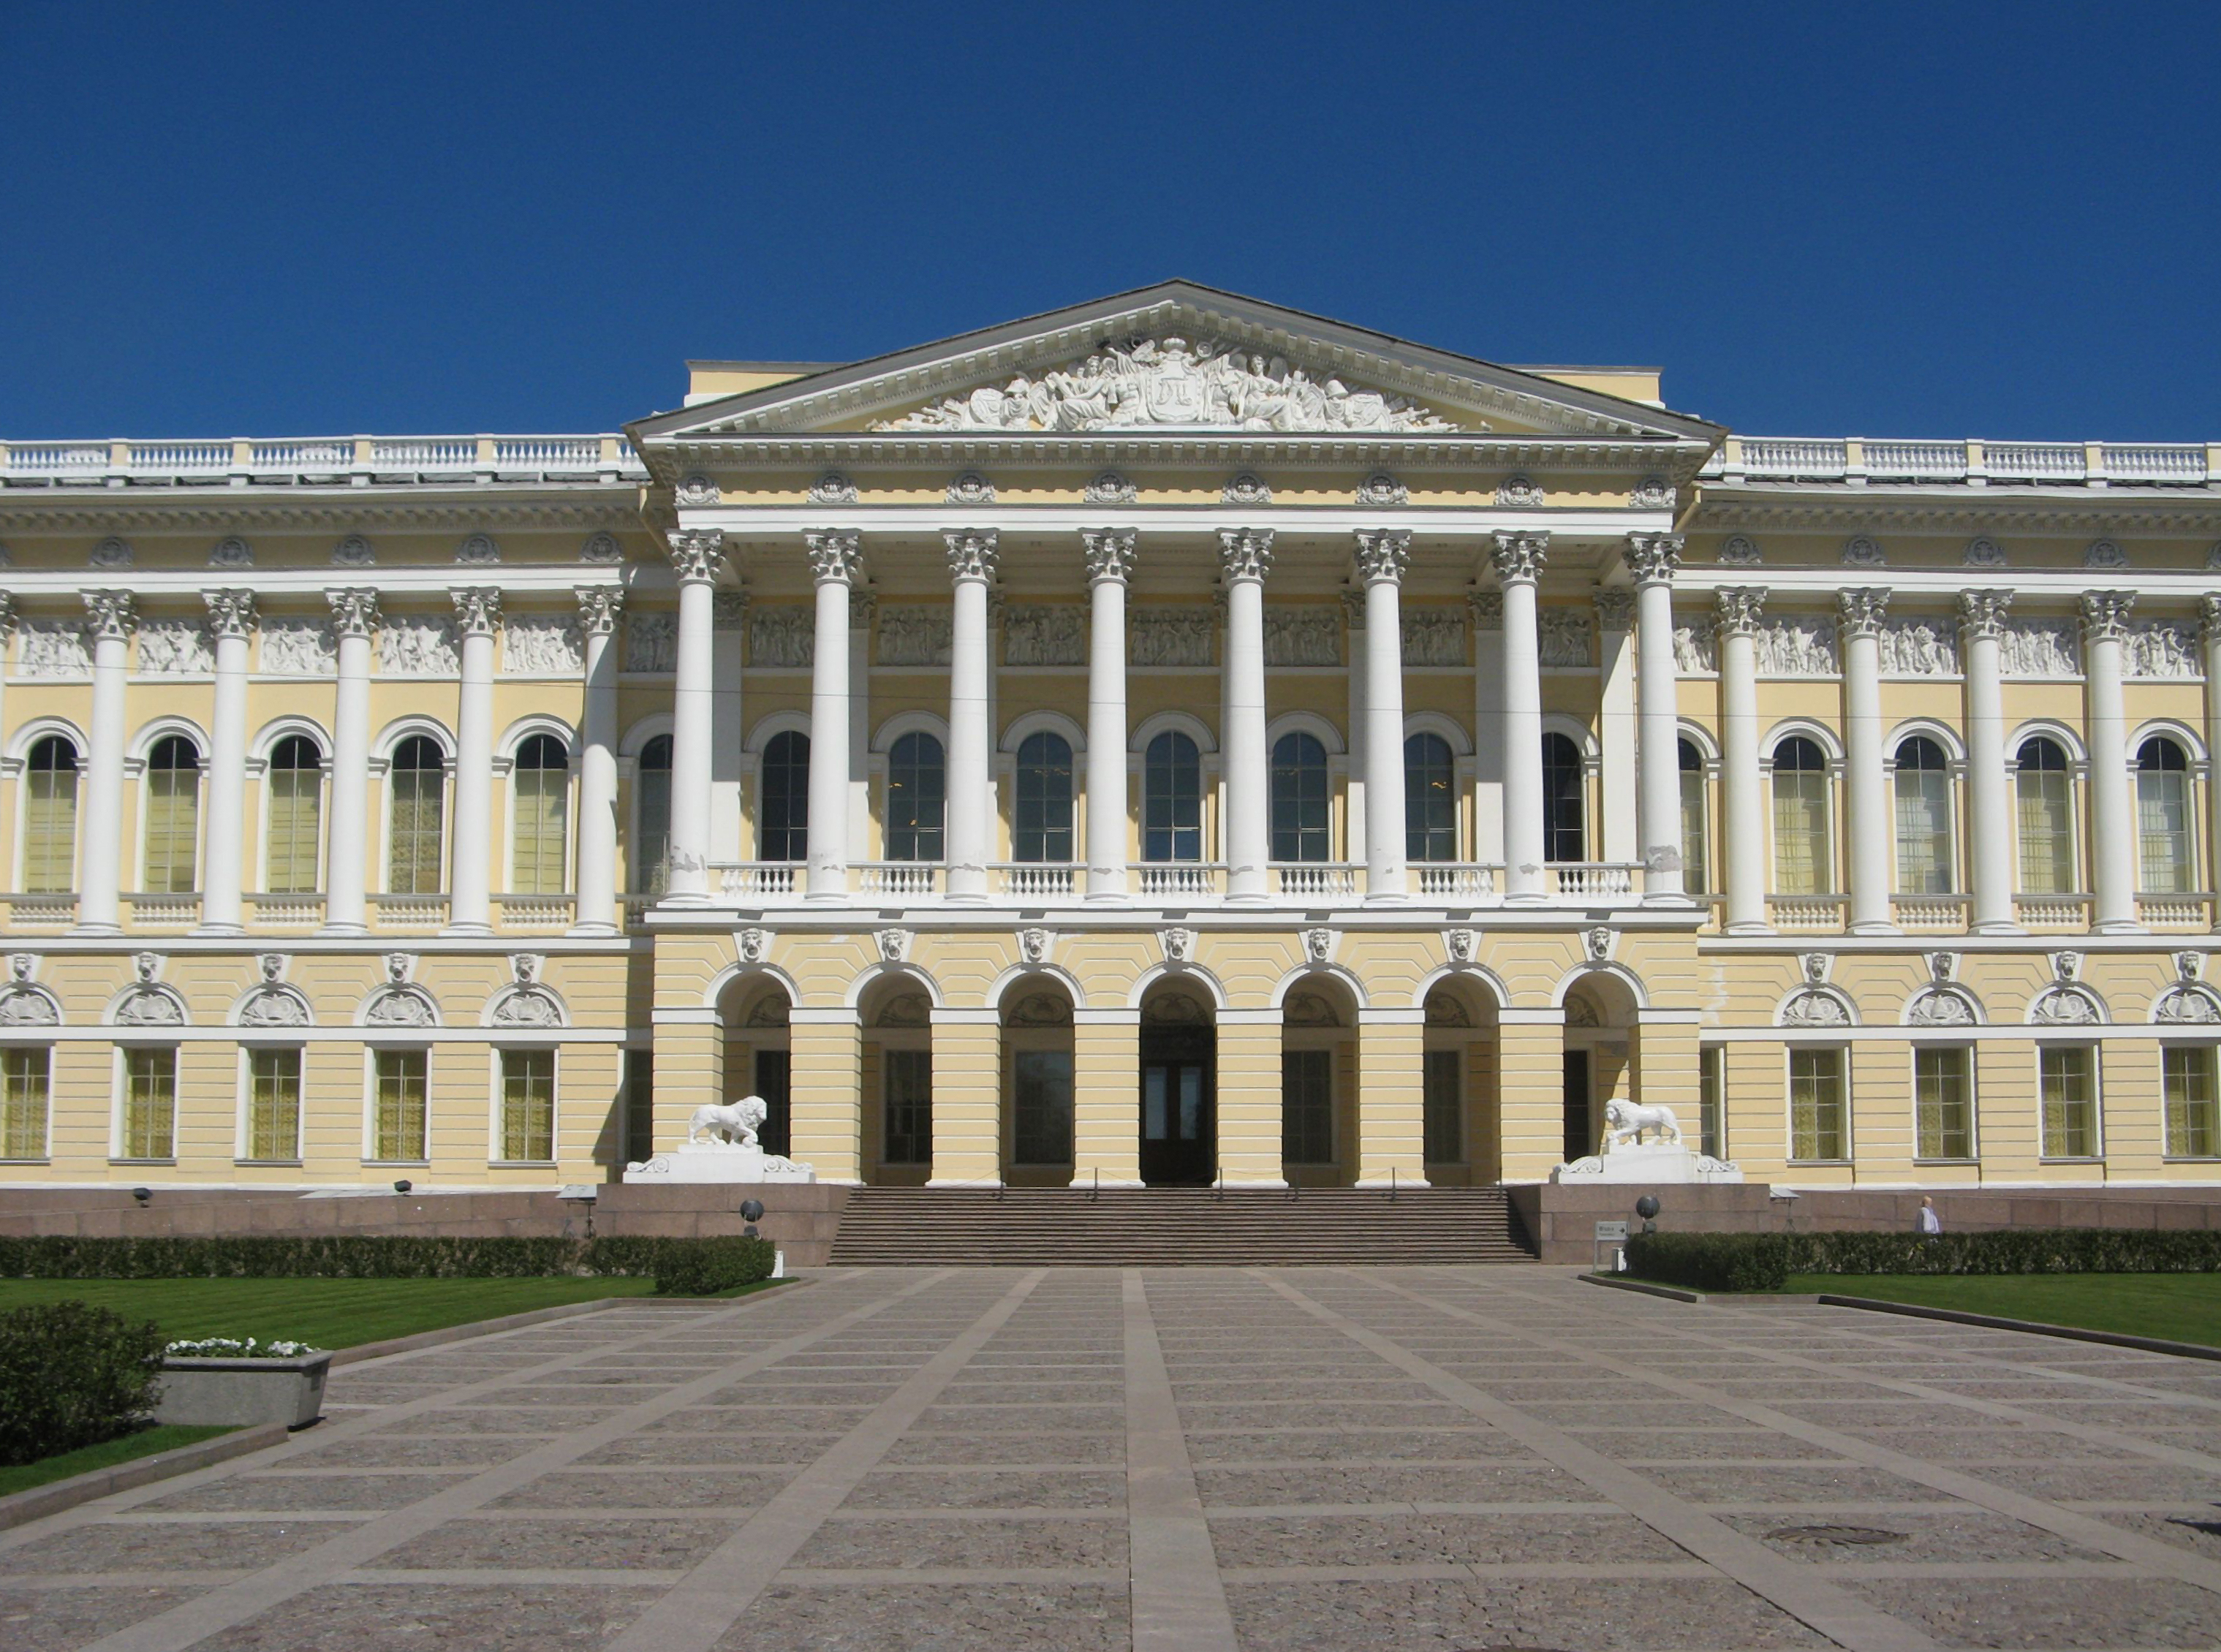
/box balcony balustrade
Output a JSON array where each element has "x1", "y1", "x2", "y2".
[
  {"x1": 1132, "y1": 863, "x2": 1226, "y2": 900},
  {"x1": 994, "y1": 863, "x2": 1076, "y2": 900},
  {"x1": 1702, "y1": 436, "x2": 2212, "y2": 486},
  {"x1": 0, "y1": 434, "x2": 646, "y2": 488},
  {"x1": 2014, "y1": 894, "x2": 2092, "y2": 931},
  {"x1": 716, "y1": 863, "x2": 801, "y2": 902},
  {"x1": 493, "y1": 894, "x2": 577, "y2": 928},
  {"x1": 1415, "y1": 863, "x2": 1499, "y2": 898},
  {"x1": 0, "y1": 893, "x2": 76, "y2": 927},
  {"x1": 371, "y1": 893, "x2": 450, "y2": 929},
  {"x1": 124, "y1": 893, "x2": 199, "y2": 927},
  {"x1": 1550, "y1": 863, "x2": 1638, "y2": 900},
  {"x1": 1768, "y1": 893, "x2": 1847, "y2": 931},
  {"x1": 1891, "y1": 893, "x2": 1970, "y2": 931},
  {"x1": 857, "y1": 863, "x2": 944, "y2": 898},
  {"x1": 1273, "y1": 863, "x2": 1360, "y2": 899},
  {"x1": 2135, "y1": 893, "x2": 2214, "y2": 931},
  {"x1": 245, "y1": 894, "x2": 325, "y2": 927}
]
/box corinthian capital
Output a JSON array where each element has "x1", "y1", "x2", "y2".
[
  {"x1": 1837, "y1": 587, "x2": 1890, "y2": 638},
  {"x1": 668, "y1": 528, "x2": 729, "y2": 586},
  {"x1": 1352, "y1": 528, "x2": 1411, "y2": 586},
  {"x1": 1594, "y1": 588, "x2": 1636, "y2": 633},
  {"x1": 1218, "y1": 527, "x2": 1274, "y2": 583},
  {"x1": 204, "y1": 589, "x2": 256, "y2": 640},
  {"x1": 0, "y1": 594, "x2": 13, "y2": 637},
  {"x1": 1621, "y1": 532, "x2": 1683, "y2": 586},
  {"x1": 2081, "y1": 590, "x2": 2135, "y2": 642},
  {"x1": 328, "y1": 588, "x2": 380, "y2": 638},
  {"x1": 450, "y1": 587, "x2": 502, "y2": 637},
  {"x1": 803, "y1": 530, "x2": 860, "y2": 586},
  {"x1": 1467, "y1": 589, "x2": 1505, "y2": 632},
  {"x1": 575, "y1": 586, "x2": 624, "y2": 637},
  {"x1": 1957, "y1": 588, "x2": 2013, "y2": 640},
  {"x1": 942, "y1": 528, "x2": 999, "y2": 583},
  {"x1": 1488, "y1": 530, "x2": 1549, "y2": 586},
  {"x1": 82, "y1": 591, "x2": 136, "y2": 641},
  {"x1": 1714, "y1": 587, "x2": 1768, "y2": 636},
  {"x1": 2203, "y1": 592, "x2": 2221, "y2": 643},
  {"x1": 1081, "y1": 529, "x2": 1138, "y2": 584}
]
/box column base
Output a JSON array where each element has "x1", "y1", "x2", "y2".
[
  {"x1": 1503, "y1": 891, "x2": 1548, "y2": 908},
  {"x1": 567, "y1": 922, "x2": 622, "y2": 938},
  {"x1": 803, "y1": 893, "x2": 848, "y2": 906},
  {"x1": 2092, "y1": 918, "x2": 2146, "y2": 935},
  {"x1": 1847, "y1": 920, "x2": 1900, "y2": 936},
  {"x1": 1641, "y1": 893, "x2": 1700, "y2": 909},
  {"x1": 926, "y1": 1175, "x2": 1004, "y2": 1189},
  {"x1": 189, "y1": 923, "x2": 245, "y2": 939},
  {"x1": 1363, "y1": 890, "x2": 1407, "y2": 906},
  {"x1": 1969, "y1": 920, "x2": 2025, "y2": 936},
  {"x1": 1354, "y1": 1175, "x2": 1431, "y2": 1189},
  {"x1": 1067, "y1": 1175, "x2": 1146, "y2": 1189},
  {"x1": 317, "y1": 922, "x2": 369, "y2": 939},
  {"x1": 1722, "y1": 920, "x2": 1776, "y2": 936},
  {"x1": 440, "y1": 922, "x2": 494, "y2": 939},
  {"x1": 657, "y1": 892, "x2": 714, "y2": 909},
  {"x1": 67, "y1": 922, "x2": 122, "y2": 939}
]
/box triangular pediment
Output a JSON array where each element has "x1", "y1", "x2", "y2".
[{"x1": 631, "y1": 281, "x2": 1722, "y2": 447}]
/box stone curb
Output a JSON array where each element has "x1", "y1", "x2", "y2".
[
  {"x1": 331, "y1": 1276, "x2": 803, "y2": 1368},
  {"x1": 1816, "y1": 1293, "x2": 2221, "y2": 1363},
  {"x1": 0, "y1": 1422, "x2": 287, "y2": 1533},
  {"x1": 1576, "y1": 1272, "x2": 1823, "y2": 1306}
]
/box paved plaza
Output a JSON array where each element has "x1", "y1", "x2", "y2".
[{"x1": 5, "y1": 1268, "x2": 2221, "y2": 1651}]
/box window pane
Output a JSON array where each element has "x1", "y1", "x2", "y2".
[
  {"x1": 1014, "y1": 733, "x2": 1074, "y2": 863},
  {"x1": 1270, "y1": 733, "x2": 1330, "y2": 863},
  {"x1": 623, "y1": 1050, "x2": 654, "y2": 1161},
  {"x1": 1143, "y1": 732, "x2": 1203, "y2": 863},
  {"x1": 121, "y1": 1048, "x2": 176, "y2": 1160},
  {"x1": 754, "y1": 1047, "x2": 792, "y2": 1159},
  {"x1": 374, "y1": 1049, "x2": 428, "y2": 1161},
  {"x1": 1698, "y1": 1045, "x2": 1725, "y2": 1160},
  {"x1": 882, "y1": 1047, "x2": 932, "y2": 1164},
  {"x1": 1774, "y1": 770, "x2": 1833, "y2": 894},
  {"x1": 1, "y1": 1049, "x2": 50, "y2": 1160},
  {"x1": 246, "y1": 1047, "x2": 302, "y2": 1162},
  {"x1": 1788, "y1": 1047, "x2": 1845, "y2": 1162},
  {"x1": 2164, "y1": 1046, "x2": 2217, "y2": 1159},
  {"x1": 887, "y1": 732, "x2": 947, "y2": 862},
  {"x1": 266, "y1": 738, "x2": 323, "y2": 894},
  {"x1": 502, "y1": 1048, "x2": 556, "y2": 1162},
  {"x1": 1542, "y1": 733, "x2": 1584, "y2": 863},
  {"x1": 2039, "y1": 1045, "x2": 2097, "y2": 1159},
  {"x1": 2016, "y1": 741, "x2": 2073, "y2": 894},
  {"x1": 2138, "y1": 762, "x2": 2192, "y2": 894},
  {"x1": 1282, "y1": 1048, "x2": 1334, "y2": 1164},
  {"x1": 23, "y1": 740, "x2": 80, "y2": 895},
  {"x1": 1679, "y1": 742, "x2": 1709, "y2": 895},
  {"x1": 1914, "y1": 1047, "x2": 1973, "y2": 1160},
  {"x1": 510, "y1": 737, "x2": 568, "y2": 895},
  {"x1": 1893, "y1": 740, "x2": 1954, "y2": 894},
  {"x1": 760, "y1": 732, "x2": 810, "y2": 862},
  {"x1": 1013, "y1": 1049, "x2": 1074, "y2": 1166},
  {"x1": 635, "y1": 737, "x2": 672, "y2": 895},
  {"x1": 1422, "y1": 1048, "x2": 1462, "y2": 1163},
  {"x1": 1404, "y1": 734, "x2": 1457, "y2": 864},
  {"x1": 387, "y1": 739, "x2": 444, "y2": 894},
  {"x1": 143, "y1": 738, "x2": 200, "y2": 894}
]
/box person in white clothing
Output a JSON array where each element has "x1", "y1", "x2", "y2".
[{"x1": 1917, "y1": 1197, "x2": 1942, "y2": 1241}]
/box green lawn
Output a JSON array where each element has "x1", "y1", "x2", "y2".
[
  {"x1": 0, "y1": 1425, "x2": 235, "y2": 1498},
  {"x1": 1787, "y1": 1271, "x2": 2221, "y2": 1349}
]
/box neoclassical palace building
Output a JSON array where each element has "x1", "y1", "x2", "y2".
[{"x1": 1, "y1": 282, "x2": 2218, "y2": 1200}]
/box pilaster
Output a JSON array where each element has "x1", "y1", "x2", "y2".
[
  {"x1": 927, "y1": 1006, "x2": 1002, "y2": 1186},
  {"x1": 1494, "y1": 1008, "x2": 1566, "y2": 1183},
  {"x1": 1355, "y1": 1006, "x2": 1427, "y2": 1186},
  {"x1": 1214, "y1": 1004, "x2": 1285, "y2": 1186},
  {"x1": 1071, "y1": 1007, "x2": 1143, "y2": 1186},
  {"x1": 788, "y1": 1005, "x2": 863, "y2": 1183}
]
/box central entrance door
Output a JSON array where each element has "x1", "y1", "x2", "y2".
[{"x1": 1140, "y1": 1025, "x2": 1215, "y2": 1186}]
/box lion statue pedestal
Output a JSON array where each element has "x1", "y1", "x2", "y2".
[
  {"x1": 622, "y1": 1095, "x2": 817, "y2": 1184},
  {"x1": 1551, "y1": 1099, "x2": 1743, "y2": 1185}
]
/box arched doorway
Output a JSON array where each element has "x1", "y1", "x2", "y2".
[
  {"x1": 1282, "y1": 977, "x2": 1358, "y2": 1188},
  {"x1": 858, "y1": 977, "x2": 934, "y2": 1186},
  {"x1": 1562, "y1": 974, "x2": 1639, "y2": 1164},
  {"x1": 1002, "y1": 978, "x2": 1075, "y2": 1187},
  {"x1": 720, "y1": 978, "x2": 792, "y2": 1159},
  {"x1": 1423, "y1": 977, "x2": 1499, "y2": 1185},
  {"x1": 1139, "y1": 982, "x2": 1214, "y2": 1186}
]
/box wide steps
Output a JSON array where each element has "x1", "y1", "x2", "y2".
[{"x1": 827, "y1": 1187, "x2": 1535, "y2": 1266}]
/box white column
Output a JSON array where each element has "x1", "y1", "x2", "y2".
[
  {"x1": 195, "y1": 591, "x2": 254, "y2": 935},
  {"x1": 572, "y1": 588, "x2": 623, "y2": 935},
  {"x1": 710, "y1": 591, "x2": 748, "y2": 865},
  {"x1": 1219, "y1": 529, "x2": 1274, "y2": 903},
  {"x1": 1491, "y1": 531, "x2": 1549, "y2": 903},
  {"x1": 445, "y1": 587, "x2": 499, "y2": 936},
  {"x1": 665, "y1": 530, "x2": 727, "y2": 905},
  {"x1": 2084, "y1": 591, "x2": 2141, "y2": 932},
  {"x1": 2205, "y1": 595, "x2": 2221, "y2": 901},
  {"x1": 848, "y1": 589, "x2": 873, "y2": 866},
  {"x1": 322, "y1": 590, "x2": 379, "y2": 935},
  {"x1": 942, "y1": 530, "x2": 998, "y2": 903},
  {"x1": 1083, "y1": 530, "x2": 1136, "y2": 902},
  {"x1": 1623, "y1": 534, "x2": 1684, "y2": 901},
  {"x1": 1469, "y1": 591, "x2": 1505, "y2": 866},
  {"x1": 804, "y1": 531, "x2": 860, "y2": 902},
  {"x1": 1959, "y1": 590, "x2": 2018, "y2": 933},
  {"x1": 0, "y1": 601, "x2": 12, "y2": 849},
  {"x1": 1839, "y1": 588, "x2": 1894, "y2": 934},
  {"x1": 1355, "y1": 530, "x2": 1410, "y2": 902},
  {"x1": 1342, "y1": 590, "x2": 1368, "y2": 869},
  {"x1": 74, "y1": 594, "x2": 135, "y2": 935},
  {"x1": 1595, "y1": 587, "x2": 1639, "y2": 869},
  {"x1": 1717, "y1": 588, "x2": 1771, "y2": 933}
]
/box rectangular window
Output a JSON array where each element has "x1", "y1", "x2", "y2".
[
  {"x1": 1914, "y1": 1047, "x2": 1974, "y2": 1161},
  {"x1": 500, "y1": 1049, "x2": 556, "y2": 1162},
  {"x1": 1788, "y1": 1047, "x2": 1847, "y2": 1162},
  {"x1": 2139, "y1": 770, "x2": 2194, "y2": 894},
  {"x1": 373, "y1": 1048, "x2": 429, "y2": 1162},
  {"x1": 265, "y1": 766, "x2": 322, "y2": 893},
  {"x1": 1894, "y1": 771, "x2": 1955, "y2": 894},
  {"x1": 23, "y1": 762, "x2": 78, "y2": 893},
  {"x1": 2039, "y1": 1045, "x2": 2099, "y2": 1159},
  {"x1": 1, "y1": 1048, "x2": 50, "y2": 1159},
  {"x1": 623, "y1": 1050, "x2": 654, "y2": 1161},
  {"x1": 1680, "y1": 767, "x2": 1709, "y2": 895},
  {"x1": 1012, "y1": 1049, "x2": 1074, "y2": 1166},
  {"x1": 510, "y1": 772, "x2": 568, "y2": 895},
  {"x1": 2163, "y1": 1046, "x2": 2217, "y2": 1159},
  {"x1": 882, "y1": 1048, "x2": 931, "y2": 1165},
  {"x1": 1422, "y1": 1048, "x2": 1462, "y2": 1163},
  {"x1": 1282, "y1": 1048, "x2": 1334, "y2": 1164},
  {"x1": 1773, "y1": 772, "x2": 1834, "y2": 895},
  {"x1": 120, "y1": 1047, "x2": 176, "y2": 1160},
  {"x1": 2016, "y1": 769, "x2": 2074, "y2": 895},
  {"x1": 143, "y1": 768, "x2": 200, "y2": 894},
  {"x1": 245, "y1": 1047, "x2": 302, "y2": 1162},
  {"x1": 1698, "y1": 1045, "x2": 1725, "y2": 1161}
]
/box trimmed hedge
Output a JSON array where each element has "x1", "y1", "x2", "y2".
[
  {"x1": 0, "y1": 1234, "x2": 775, "y2": 1292},
  {"x1": 0, "y1": 1302, "x2": 166, "y2": 1466},
  {"x1": 1624, "y1": 1227, "x2": 2221, "y2": 1292}
]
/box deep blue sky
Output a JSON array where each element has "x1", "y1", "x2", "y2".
[{"x1": 4, "y1": 3, "x2": 2216, "y2": 441}]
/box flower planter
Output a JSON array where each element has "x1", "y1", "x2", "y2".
[{"x1": 156, "y1": 1352, "x2": 332, "y2": 1429}]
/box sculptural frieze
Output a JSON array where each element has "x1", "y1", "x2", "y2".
[
  {"x1": 624, "y1": 614, "x2": 678, "y2": 673},
  {"x1": 377, "y1": 617, "x2": 459, "y2": 677},
  {"x1": 1130, "y1": 607, "x2": 1214, "y2": 667},
  {"x1": 1003, "y1": 605, "x2": 1086, "y2": 667},
  {"x1": 503, "y1": 615, "x2": 584, "y2": 676},
  {"x1": 137, "y1": 620, "x2": 213, "y2": 675},
  {"x1": 1755, "y1": 615, "x2": 1838, "y2": 675},
  {"x1": 1264, "y1": 609, "x2": 1339, "y2": 667},
  {"x1": 262, "y1": 618, "x2": 337, "y2": 676},
  {"x1": 1538, "y1": 610, "x2": 1594, "y2": 669},
  {"x1": 1999, "y1": 620, "x2": 2080, "y2": 678},
  {"x1": 1877, "y1": 618, "x2": 1959, "y2": 676},
  {"x1": 877, "y1": 606, "x2": 953, "y2": 667},
  {"x1": 2124, "y1": 621, "x2": 2199, "y2": 678},
  {"x1": 1400, "y1": 608, "x2": 1467, "y2": 667},
  {"x1": 749, "y1": 608, "x2": 814, "y2": 670},
  {"x1": 1672, "y1": 618, "x2": 1717, "y2": 673},
  {"x1": 18, "y1": 618, "x2": 89, "y2": 678}
]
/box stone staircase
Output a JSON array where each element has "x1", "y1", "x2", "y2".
[{"x1": 826, "y1": 1185, "x2": 1536, "y2": 1267}]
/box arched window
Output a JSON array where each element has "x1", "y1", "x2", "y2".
[
  {"x1": 632, "y1": 735, "x2": 672, "y2": 895},
  {"x1": 760, "y1": 731, "x2": 810, "y2": 862},
  {"x1": 1893, "y1": 735, "x2": 1954, "y2": 894},
  {"x1": 886, "y1": 732, "x2": 946, "y2": 862},
  {"x1": 1014, "y1": 731, "x2": 1074, "y2": 863},
  {"x1": 2138, "y1": 736, "x2": 2194, "y2": 893},
  {"x1": 265, "y1": 735, "x2": 323, "y2": 895},
  {"x1": 1678, "y1": 738, "x2": 1709, "y2": 894},
  {"x1": 1143, "y1": 731, "x2": 1202, "y2": 863},
  {"x1": 1771, "y1": 736, "x2": 1833, "y2": 895},
  {"x1": 1542, "y1": 732, "x2": 1585, "y2": 863},
  {"x1": 143, "y1": 735, "x2": 201, "y2": 893},
  {"x1": 387, "y1": 736, "x2": 446, "y2": 894},
  {"x1": 2016, "y1": 737, "x2": 2074, "y2": 895},
  {"x1": 1270, "y1": 732, "x2": 1330, "y2": 863},
  {"x1": 22, "y1": 736, "x2": 79, "y2": 894},
  {"x1": 510, "y1": 733, "x2": 570, "y2": 894},
  {"x1": 1404, "y1": 732, "x2": 1456, "y2": 863}
]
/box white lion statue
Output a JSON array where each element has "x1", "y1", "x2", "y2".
[
  {"x1": 686, "y1": 1094, "x2": 770, "y2": 1149},
  {"x1": 1603, "y1": 1097, "x2": 1682, "y2": 1150}
]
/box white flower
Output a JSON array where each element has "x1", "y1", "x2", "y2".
[{"x1": 164, "y1": 1336, "x2": 321, "y2": 1358}]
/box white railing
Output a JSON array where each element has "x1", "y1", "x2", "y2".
[
  {"x1": 2136, "y1": 893, "x2": 2214, "y2": 930},
  {"x1": 995, "y1": 863, "x2": 1076, "y2": 899},
  {"x1": 372, "y1": 437, "x2": 476, "y2": 475},
  {"x1": 1274, "y1": 863, "x2": 1360, "y2": 898},
  {"x1": 249, "y1": 439, "x2": 352, "y2": 477},
  {"x1": 1986, "y1": 442, "x2": 2085, "y2": 482},
  {"x1": 1891, "y1": 893, "x2": 1969, "y2": 931},
  {"x1": 2104, "y1": 444, "x2": 2206, "y2": 484},
  {"x1": 2014, "y1": 893, "x2": 2090, "y2": 930},
  {"x1": 1864, "y1": 440, "x2": 1966, "y2": 482},
  {"x1": 1768, "y1": 893, "x2": 1847, "y2": 931},
  {"x1": 1, "y1": 441, "x2": 106, "y2": 480},
  {"x1": 125, "y1": 442, "x2": 230, "y2": 478},
  {"x1": 494, "y1": 894, "x2": 575, "y2": 927},
  {"x1": 493, "y1": 436, "x2": 604, "y2": 474},
  {"x1": 0, "y1": 435, "x2": 646, "y2": 487},
  {"x1": 1133, "y1": 863, "x2": 1224, "y2": 900},
  {"x1": 125, "y1": 893, "x2": 199, "y2": 925},
  {"x1": 1551, "y1": 863, "x2": 1638, "y2": 899},
  {"x1": 371, "y1": 893, "x2": 450, "y2": 927},
  {"x1": 858, "y1": 862, "x2": 943, "y2": 898},
  {"x1": 717, "y1": 863, "x2": 801, "y2": 901},
  {"x1": 1416, "y1": 863, "x2": 1498, "y2": 898},
  {"x1": 246, "y1": 893, "x2": 325, "y2": 925},
  {"x1": 1704, "y1": 436, "x2": 2211, "y2": 488},
  {"x1": 0, "y1": 893, "x2": 75, "y2": 925},
  {"x1": 1741, "y1": 438, "x2": 1848, "y2": 479}
]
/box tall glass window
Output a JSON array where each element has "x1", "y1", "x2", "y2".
[
  {"x1": 265, "y1": 735, "x2": 323, "y2": 894},
  {"x1": 1698, "y1": 1045, "x2": 1725, "y2": 1159},
  {"x1": 121, "y1": 1048, "x2": 176, "y2": 1160},
  {"x1": 759, "y1": 731, "x2": 810, "y2": 861},
  {"x1": 246, "y1": 1048, "x2": 302, "y2": 1162},
  {"x1": 632, "y1": 735, "x2": 672, "y2": 895},
  {"x1": 1914, "y1": 1046, "x2": 1974, "y2": 1160},
  {"x1": 2164, "y1": 1046, "x2": 2219, "y2": 1159},
  {"x1": 1282, "y1": 1048, "x2": 1334, "y2": 1164},
  {"x1": 509, "y1": 735, "x2": 570, "y2": 895},
  {"x1": 2136, "y1": 737, "x2": 2193, "y2": 894},
  {"x1": 1771, "y1": 736, "x2": 1834, "y2": 895},
  {"x1": 1143, "y1": 731, "x2": 1203, "y2": 862},
  {"x1": 1422, "y1": 1048, "x2": 1462, "y2": 1163},
  {"x1": 373, "y1": 1048, "x2": 428, "y2": 1162},
  {"x1": 623, "y1": 1050, "x2": 654, "y2": 1162},
  {"x1": 1893, "y1": 736, "x2": 1955, "y2": 894},
  {"x1": 886, "y1": 732, "x2": 946, "y2": 861},
  {"x1": 1679, "y1": 738, "x2": 1710, "y2": 894},
  {"x1": 1270, "y1": 732, "x2": 1331, "y2": 863},
  {"x1": 1404, "y1": 733, "x2": 1457, "y2": 863},
  {"x1": 501, "y1": 1048, "x2": 556, "y2": 1162},
  {"x1": 2016, "y1": 738, "x2": 2075, "y2": 894},
  {"x1": 1012, "y1": 1050, "x2": 1074, "y2": 1166},
  {"x1": 387, "y1": 736, "x2": 446, "y2": 894},
  {"x1": 1542, "y1": 732, "x2": 1585, "y2": 862},
  {"x1": 1, "y1": 1048, "x2": 49, "y2": 1160},
  {"x1": 2040, "y1": 1045, "x2": 2098, "y2": 1159},
  {"x1": 22, "y1": 736, "x2": 80, "y2": 894},
  {"x1": 1013, "y1": 732, "x2": 1074, "y2": 862},
  {"x1": 1788, "y1": 1047, "x2": 1847, "y2": 1162},
  {"x1": 882, "y1": 1048, "x2": 931, "y2": 1164},
  {"x1": 143, "y1": 735, "x2": 201, "y2": 893}
]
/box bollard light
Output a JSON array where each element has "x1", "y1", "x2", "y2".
[
  {"x1": 393, "y1": 1179, "x2": 412, "y2": 1194},
  {"x1": 132, "y1": 1187, "x2": 151, "y2": 1207}
]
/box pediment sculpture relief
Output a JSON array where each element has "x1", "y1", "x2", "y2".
[
  {"x1": 238, "y1": 986, "x2": 311, "y2": 1028},
  {"x1": 363, "y1": 985, "x2": 437, "y2": 1028},
  {"x1": 878, "y1": 606, "x2": 953, "y2": 667},
  {"x1": 1263, "y1": 610, "x2": 1339, "y2": 667},
  {"x1": 1004, "y1": 605, "x2": 1086, "y2": 667},
  {"x1": 1130, "y1": 608, "x2": 1214, "y2": 667}
]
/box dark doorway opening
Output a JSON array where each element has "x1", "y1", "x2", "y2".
[
  {"x1": 1140, "y1": 1023, "x2": 1215, "y2": 1186},
  {"x1": 754, "y1": 1049, "x2": 792, "y2": 1159},
  {"x1": 1562, "y1": 1049, "x2": 1592, "y2": 1163}
]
